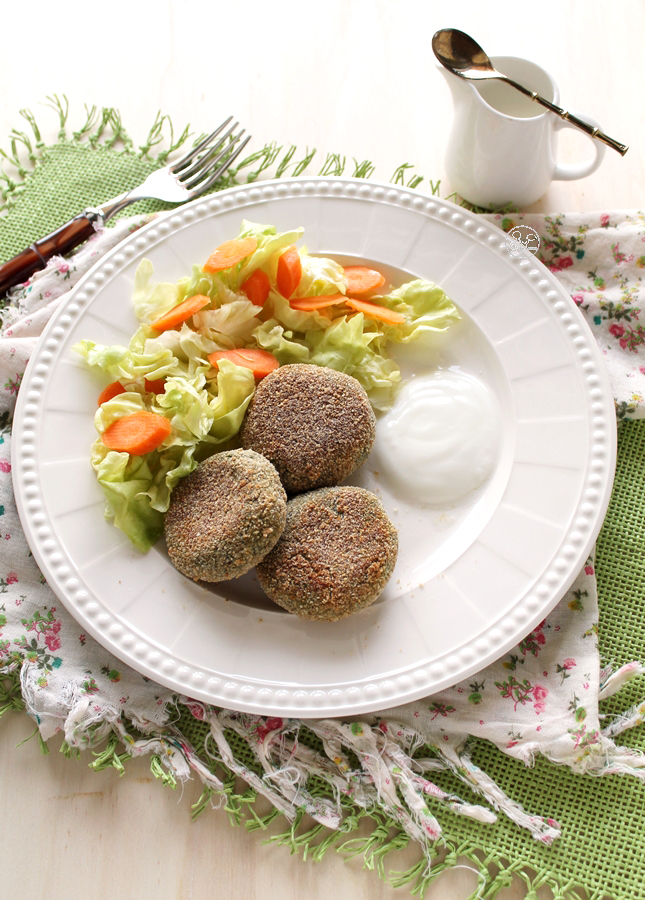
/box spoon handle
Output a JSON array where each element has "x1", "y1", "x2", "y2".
[{"x1": 504, "y1": 77, "x2": 628, "y2": 156}]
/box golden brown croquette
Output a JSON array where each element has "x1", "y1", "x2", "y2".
[
  {"x1": 240, "y1": 364, "x2": 376, "y2": 493},
  {"x1": 256, "y1": 486, "x2": 398, "y2": 621},
  {"x1": 164, "y1": 449, "x2": 286, "y2": 582}
]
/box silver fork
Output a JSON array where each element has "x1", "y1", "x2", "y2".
[{"x1": 0, "y1": 116, "x2": 251, "y2": 297}]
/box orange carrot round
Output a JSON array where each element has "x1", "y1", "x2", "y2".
[
  {"x1": 149, "y1": 294, "x2": 210, "y2": 332},
  {"x1": 276, "y1": 245, "x2": 302, "y2": 298},
  {"x1": 208, "y1": 347, "x2": 279, "y2": 379},
  {"x1": 102, "y1": 411, "x2": 173, "y2": 456},
  {"x1": 289, "y1": 294, "x2": 346, "y2": 311},
  {"x1": 97, "y1": 381, "x2": 126, "y2": 407},
  {"x1": 203, "y1": 237, "x2": 258, "y2": 273},
  {"x1": 144, "y1": 377, "x2": 167, "y2": 395},
  {"x1": 345, "y1": 297, "x2": 406, "y2": 325},
  {"x1": 241, "y1": 268, "x2": 271, "y2": 306},
  {"x1": 344, "y1": 266, "x2": 386, "y2": 294}
]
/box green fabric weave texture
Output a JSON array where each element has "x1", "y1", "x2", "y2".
[
  {"x1": 0, "y1": 140, "x2": 167, "y2": 260},
  {"x1": 173, "y1": 422, "x2": 645, "y2": 900},
  {"x1": 2, "y1": 106, "x2": 645, "y2": 900}
]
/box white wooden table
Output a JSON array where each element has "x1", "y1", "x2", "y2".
[{"x1": 1, "y1": 2, "x2": 643, "y2": 898}]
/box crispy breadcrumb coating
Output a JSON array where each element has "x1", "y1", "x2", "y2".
[
  {"x1": 165, "y1": 449, "x2": 286, "y2": 582},
  {"x1": 240, "y1": 364, "x2": 376, "y2": 493},
  {"x1": 256, "y1": 486, "x2": 398, "y2": 621}
]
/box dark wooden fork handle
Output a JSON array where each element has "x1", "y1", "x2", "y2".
[{"x1": 0, "y1": 213, "x2": 98, "y2": 298}]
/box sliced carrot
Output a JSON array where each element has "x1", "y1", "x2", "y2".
[
  {"x1": 97, "y1": 381, "x2": 126, "y2": 407},
  {"x1": 343, "y1": 266, "x2": 386, "y2": 294},
  {"x1": 241, "y1": 268, "x2": 271, "y2": 306},
  {"x1": 149, "y1": 294, "x2": 210, "y2": 332},
  {"x1": 144, "y1": 377, "x2": 167, "y2": 395},
  {"x1": 203, "y1": 237, "x2": 258, "y2": 273},
  {"x1": 345, "y1": 297, "x2": 406, "y2": 325},
  {"x1": 208, "y1": 347, "x2": 280, "y2": 379},
  {"x1": 289, "y1": 294, "x2": 346, "y2": 311},
  {"x1": 276, "y1": 245, "x2": 302, "y2": 298},
  {"x1": 102, "y1": 411, "x2": 172, "y2": 456}
]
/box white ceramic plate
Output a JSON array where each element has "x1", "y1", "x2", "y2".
[{"x1": 12, "y1": 178, "x2": 616, "y2": 717}]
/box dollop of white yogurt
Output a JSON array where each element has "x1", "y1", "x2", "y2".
[{"x1": 375, "y1": 370, "x2": 500, "y2": 506}]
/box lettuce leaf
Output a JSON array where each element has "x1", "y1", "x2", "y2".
[
  {"x1": 92, "y1": 450, "x2": 166, "y2": 552},
  {"x1": 179, "y1": 264, "x2": 241, "y2": 306},
  {"x1": 193, "y1": 299, "x2": 262, "y2": 342},
  {"x1": 156, "y1": 359, "x2": 255, "y2": 444},
  {"x1": 74, "y1": 329, "x2": 183, "y2": 382},
  {"x1": 140, "y1": 323, "x2": 220, "y2": 369},
  {"x1": 293, "y1": 249, "x2": 347, "y2": 298},
  {"x1": 132, "y1": 258, "x2": 186, "y2": 324},
  {"x1": 305, "y1": 314, "x2": 401, "y2": 410},
  {"x1": 252, "y1": 320, "x2": 311, "y2": 365},
  {"x1": 377, "y1": 279, "x2": 461, "y2": 343}
]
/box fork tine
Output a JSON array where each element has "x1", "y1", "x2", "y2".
[
  {"x1": 186, "y1": 134, "x2": 251, "y2": 194},
  {"x1": 186, "y1": 131, "x2": 251, "y2": 193},
  {"x1": 202, "y1": 133, "x2": 252, "y2": 184},
  {"x1": 178, "y1": 120, "x2": 240, "y2": 182},
  {"x1": 171, "y1": 116, "x2": 233, "y2": 173},
  {"x1": 182, "y1": 127, "x2": 246, "y2": 185},
  {"x1": 197, "y1": 136, "x2": 252, "y2": 192}
]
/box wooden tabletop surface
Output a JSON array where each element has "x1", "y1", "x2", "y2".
[{"x1": 1, "y1": 2, "x2": 643, "y2": 898}]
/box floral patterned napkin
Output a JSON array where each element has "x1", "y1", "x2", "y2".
[
  {"x1": 490, "y1": 210, "x2": 645, "y2": 419},
  {"x1": 2, "y1": 209, "x2": 645, "y2": 852}
]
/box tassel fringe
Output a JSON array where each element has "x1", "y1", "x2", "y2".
[
  {"x1": 4, "y1": 672, "x2": 645, "y2": 899},
  {"x1": 0, "y1": 95, "x2": 519, "y2": 216}
]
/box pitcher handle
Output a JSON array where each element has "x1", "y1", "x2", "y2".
[{"x1": 552, "y1": 110, "x2": 606, "y2": 182}]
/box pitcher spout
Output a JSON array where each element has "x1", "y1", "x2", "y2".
[{"x1": 436, "y1": 64, "x2": 473, "y2": 106}]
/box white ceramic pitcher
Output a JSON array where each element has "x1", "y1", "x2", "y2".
[{"x1": 440, "y1": 56, "x2": 606, "y2": 209}]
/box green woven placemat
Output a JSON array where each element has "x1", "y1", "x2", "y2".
[
  {"x1": 171, "y1": 421, "x2": 645, "y2": 900},
  {"x1": 2, "y1": 104, "x2": 644, "y2": 900}
]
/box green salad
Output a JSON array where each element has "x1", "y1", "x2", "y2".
[{"x1": 74, "y1": 220, "x2": 460, "y2": 552}]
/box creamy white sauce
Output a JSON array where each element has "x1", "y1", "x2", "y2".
[{"x1": 375, "y1": 370, "x2": 500, "y2": 506}]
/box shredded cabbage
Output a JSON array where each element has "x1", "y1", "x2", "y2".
[{"x1": 74, "y1": 220, "x2": 459, "y2": 551}]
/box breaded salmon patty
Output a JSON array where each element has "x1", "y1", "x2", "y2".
[
  {"x1": 164, "y1": 449, "x2": 286, "y2": 582},
  {"x1": 256, "y1": 486, "x2": 398, "y2": 621},
  {"x1": 240, "y1": 364, "x2": 376, "y2": 494}
]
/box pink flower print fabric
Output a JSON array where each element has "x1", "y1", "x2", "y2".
[
  {"x1": 365, "y1": 557, "x2": 604, "y2": 774},
  {"x1": 485, "y1": 210, "x2": 645, "y2": 420}
]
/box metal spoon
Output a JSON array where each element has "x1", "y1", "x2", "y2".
[{"x1": 432, "y1": 28, "x2": 628, "y2": 155}]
